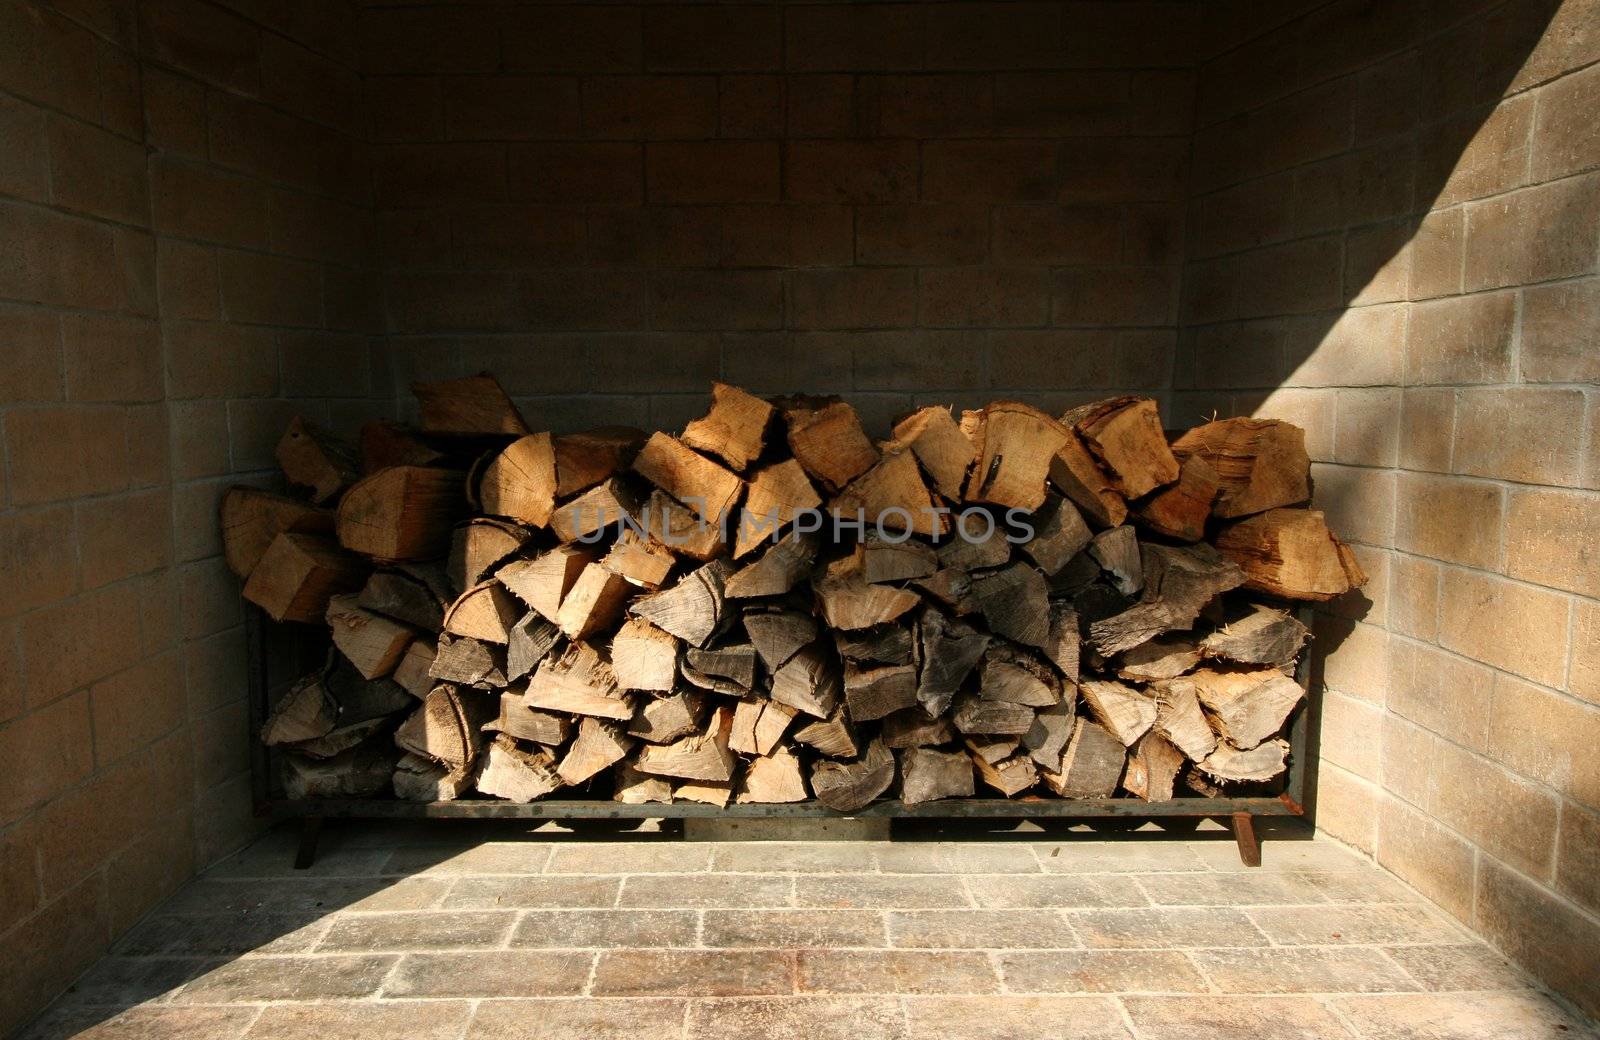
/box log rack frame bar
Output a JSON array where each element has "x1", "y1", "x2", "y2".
[{"x1": 248, "y1": 607, "x2": 1314, "y2": 869}]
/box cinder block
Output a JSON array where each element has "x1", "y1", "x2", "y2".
[
  {"x1": 140, "y1": 0, "x2": 260, "y2": 91},
  {"x1": 1425, "y1": 96, "x2": 1532, "y2": 208},
  {"x1": 4, "y1": 406, "x2": 130, "y2": 506},
  {"x1": 165, "y1": 321, "x2": 278, "y2": 399},
  {"x1": 643, "y1": 5, "x2": 780, "y2": 72},
  {"x1": 1452, "y1": 385, "x2": 1585, "y2": 487},
  {"x1": 1487, "y1": 674, "x2": 1600, "y2": 811},
  {"x1": 1375, "y1": 796, "x2": 1475, "y2": 924},
  {"x1": 1505, "y1": 488, "x2": 1600, "y2": 596},
  {"x1": 652, "y1": 269, "x2": 783, "y2": 331},
  {"x1": 859, "y1": 73, "x2": 991, "y2": 137},
  {"x1": 367, "y1": 76, "x2": 444, "y2": 143},
  {"x1": 785, "y1": 4, "x2": 922, "y2": 71},
  {"x1": 1050, "y1": 267, "x2": 1174, "y2": 327},
  {"x1": 924, "y1": 266, "x2": 1051, "y2": 328},
  {"x1": 363, "y1": 6, "x2": 498, "y2": 74},
  {"x1": 509, "y1": 142, "x2": 641, "y2": 204},
  {"x1": 1529, "y1": 60, "x2": 1600, "y2": 182},
  {"x1": 445, "y1": 75, "x2": 581, "y2": 141},
  {"x1": 1555, "y1": 800, "x2": 1600, "y2": 915},
  {"x1": 857, "y1": 203, "x2": 989, "y2": 266},
  {"x1": 1438, "y1": 568, "x2": 1571, "y2": 689},
  {"x1": 61, "y1": 313, "x2": 161, "y2": 404},
  {"x1": 217, "y1": 250, "x2": 324, "y2": 328},
  {"x1": 923, "y1": 140, "x2": 1057, "y2": 202},
  {"x1": 1521, "y1": 278, "x2": 1600, "y2": 384},
  {"x1": 0, "y1": 94, "x2": 48, "y2": 203},
  {"x1": 1388, "y1": 553, "x2": 1442, "y2": 642},
  {"x1": 584, "y1": 75, "x2": 717, "y2": 140},
  {"x1": 46, "y1": 115, "x2": 148, "y2": 227},
  {"x1": 991, "y1": 204, "x2": 1120, "y2": 266},
  {"x1": 375, "y1": 143, "x2": 508, "y2": 207},
  {"x1": 1394, "y1": 472, "x2": 1503, "y2": 570},
  {"x1": 1398, "y1": 388, "x2": 1454, "y2": 473},
  {"x1": 1406, "y1": 207, "x2": 1463, "y2": 300},
  {"x1": 499, "y1": 5, "x2": 641, "y2": 73},
  {"x1": 1, "y1": 507, "x2": 79, "y2": 617},
  {"x1": 1386, "y1": 637, "x2": 1492, "y2": 752},
  {"x1": 1406, "y1": 293, "x2": 1515, "y2": 385},
  {"x1": 788, "y1": 267, "x2": 916, "y2": 330},
  {"x1": 785, "y1": 140, "x2": 919, "y2": 203},
  {"x1": 0, "y1": 303, "x2": 63, "y2": 404},
  {"x1": 924, "y1": 2, "x2": 1063, "y2": 70},
  {"x1": 646, "y1": 142, "x2": 781, "y2": 204},
  {"x1": 1463, "y1": 175, "x2": 1600, "y2": 291},
  {"x1": 150, "y1": 157, "x2": 270, "y2": 249},
  {"x1": 1332, "y1": 387, "x2": 1399, "y2": 468},
  {"x1": 77, "y1": 488, "x2": 171, "y2": 587},
  {"x1": 88, "y1": 652, "x2": 185, "y2": 770},
  {"x1": 1474, "y1": 855, "x2": 1600, "y2": 1018},
  {"x1": 850, "y1": 330, "x2": 982, "y2": 392}
]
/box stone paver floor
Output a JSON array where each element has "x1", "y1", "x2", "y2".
[{"x1": 15, "y1": 821, "x2": 1597, "y2": 1040}]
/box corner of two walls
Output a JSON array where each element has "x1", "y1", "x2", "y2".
[{"x1": 1178, "y1": 0, "x2": 1600, "y2": 1017}]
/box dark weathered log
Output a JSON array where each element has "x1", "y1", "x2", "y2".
[
  {"x1": 900, "y1": 746, "x2": 975, "y2": 805},
  {"x1": 950, "y1": 695, "x2": 1034, "y2": 736},
  {"x1": 1087, "y1": 543, "x2": 1245, "y2": 656},
  {"x1": 809, "y1": 740, "x2": 894, "y2": 812},
  {"x1": 971, "y1": 563, "x2": 1050, "y2": 649},
  {"x1": 834, "y1": 623, "x2": 913, "y2": 665},
  {"x1": 359, "y1": 570, "x2": 447, "y2": 633},
  {"x1": 743, "y1": 609, "x2": 817, "y2": 672},
  {"x1": 914, "y1": 609, "x2": 990, "y2": 717},
  {"x1": 1043, "y1": 602, "x2": 1081, "y2": 682},
  {"x1": 843, "y1": 662, "x2": 918, "y2": 722},
  {"x1": 284, "y1": 744, "x2": 395, "y2": 800},
  {"x1": 770, "y1": 644, "x2": 842, "y2": 719},
  {"x1": 393, "y1": 752, "x2": 472, "y2": 802},
  {"x1": 936, "y1": 515, "x2": 1013, "y2": 571},
  {"x1": 628, "y1": 689, "x2": 706, "y2": 745},
  {"x1": 261, "y1": 674, "x2": 337, "y2": 746},
  {"x1": 1042, "y1": 718, "x2": 1126, "y2": 798},
  {"x1": 506, "y1": 612, "x2": 560, "y2": 682},
  {"x1": 881, "y1": 706, "x2": 957, "y2": 749},
  {"x1": 1199, "y1": 604, "x2": 1309, "y2": 668},
  {"x1": 1089, "y1": 525, "x2": 1143, "y2": 596},
  {"x1": 725, "y1": 529, "x2": 817, "y2": 599},
  {"x1": 1023, "y1": 697, "x2": 1076, "y2": 772},
  {"x1": 685, "y1": 643, "x2": 758, "y2": 690},
  {"x1": 980, "y1": 644, "x2": 1061, "y2": 707},
  {"x1": 860, "y1": 536, "x2": 938, "y2": 584},
  {"x1": 1021, "y1": 494, "x2": 1093, "y2": 575},
  {"x1": 430, "y1": 634, "x2": 507, "y2": 688}
]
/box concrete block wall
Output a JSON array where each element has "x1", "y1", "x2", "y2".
[
  {"x1": 365, "y1": 1, "x2": 1200, "y2": 438},
  {"x1": 1177, "y1": 0, "x2": 1600, "y2": 1017},
  {"x1": 0, "y1": 0, "x2": 386, "y2": 1032}
]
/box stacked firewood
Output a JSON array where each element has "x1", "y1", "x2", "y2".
[{"x1": 226, "y1": 375, "x2": 1363, "y2": 810}]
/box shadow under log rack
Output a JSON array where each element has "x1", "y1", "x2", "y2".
[{"x1": 248, "y1": 607, "x2": 1315, "y2": 869}]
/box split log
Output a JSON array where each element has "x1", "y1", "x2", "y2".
[
  {"x1": 1118, "y1": 635, "x2": 1201, "y2": 682},
  {"x1": 685, "y1": 643, "x2": 758, "y2": 690},
  {"x1": 629, "y1": 689, "x2": 705, "y2": 745},
  {"x1": 327, "y1": 594, "x2": 415, "y2": 679},
  {"x1": 359, "y1": 570, "x2": 446, "y2": 632},
  {"x1": 220, "y1": 487, "x2": 333, "y2": 578},
  {"x1": 443, "y1": 580, "x2": 520, "y2": 644},
  {"x1": 1024, "y1": 697, "x2": 1075, "y2": 772},
  {"x1": 393, "y1": 640, "x2": 437, "y2": 698},
  {"x1": 971, "y1": 747, "x2": 1038, "y2": 797},
  {"x1": 556, "y1": 564, "x2": 632, "y2": 641},
  {"x1": 734, "y1": 459, "x2": 821, "y2": 558},
  {"x1": 1090, "y1": 526, "x2": 1143, "y2": 596},
  {"x1": 900, "y1": 746, "x2": 974, "y2": 805},
  {"x1": 557, "y1": 718, "x2": 634, "y2": 786},
  {"x1": 549, "y1": 478, "x2": 640, "y2": 544},
  {"x1": 887, "y1": 405, "x2": 975, "y2": 501},
  {"x1": 478, "y1": 434, "x2": 557, "y2": 528},
  {"x1": 786, "y1": 400, "x2": 879, "y2": 493},
  {"x1": 1215, "y1": 508, "x2": 1367, "y2": 601},
  {"x1": 284, "y1": 716, "x2": 388, "y2": 760},
  {"x1": 360, "y1": 420, "x2": 445, "y2": 472},
  {"x1": 1186, "y1": 667, "x2": 1304, "y2": 750},
  {"x1": 743, "y1": 609, "x2": 817, "y2": 672},
  {"x1": 628, "y1": 559, "x2": 732, "y2": 648},
  {"x1": 1197, "y1": 738, "x2": 1289, "y2": 783},
  {"x1": 498, "y1": 545, "x2": 599, "y2": 622},
  {"x1": 843, "y1": 662, "x2": 918, "y2": 722},
  {"x1": 614, "y1": 762, "x2": 673, "y2": 804},
  {"x1": 1049, "y1": 425, "x2": 1127, "y2": 528},
  {"x1": 1136, "y1": 453, "x2": 1219, "y2": 542},
  {"x1": 770, "y1": 644, "x2": 842, "y2": 719},
  {"x1": 642, "y1": 489, "x2": 728, "y2": 561},
  {"x1": 792, "y1": 707, "x2": 859, "y2": 759},
  {"x1": 525, "y1": 642, "x2": 634, "y2": 720},
  {"x1": 835, "y1": 624, "x2": 913, "y2": 665},
  {"x1": 612, "y1": 618, "x2": 679, "y2": 692},
  {"x1": 1170, "y1": 418, "x2": 1309, "y2": 519},
  {"x1": 861, "y1": 536, "x2": 937, "y2": 584},
  {"x1": 635, "y1": 706, "x2": 736, "y2": 781},
  {"x1": 814, "y1": 554, "x2": 920, "y2": 631},
  {"x1": 243, "y1": 533, "x2": 368, "y2": 623},
  {"x1": 632, "y1": 432, "x2": 744, "y2": 524},
  {"x1": 325, "y1": 659, "x2": 414, "y2": 723},
  {"x1": 914, "y1": 567, "x2": 976, "y2": 615},
  {"x1": 261, "y1": 674, "x2": 337, "y2": 746},
  {"x1": 486, "y1": 692, "x2": 572, "y2": 746},
  {"x1": 936, "y1": 516, "x2": 1012, "y2": 570},
  {"x1": 1124, "y1": 732, "x2": 1184, "y2": 801},
  {"x1": 555, "y1": 426, "x2": 645, "y2": 498},
  {"x1": 1151, "y1": 680, "x2": 1218, "y2": 761},
  {"x1": 395, "y1": 683, "x2": 493, "y2": 772},
  {"x1": 1088, "y1": 543, "x2": 1245, "y2": 656},
  {"x1": 413, "y1": 374, "x2": 528, "y2": 435},
  {"x1": 1043, "y1": 602, "x2": 1081, "y2": 681},
  {"x1": 729, "y1": 697, "x2": 797, "y2": 757},
  {"x1": 951, "y1": 695, "x2": 1035, "y2": 736},
  {"x1": 277, "y1": 416, "x2": 359, "y2": 504},
  {"x1": 831, "y1": 450, "x2": 947, "y2": 536},
  {"x1": 1065, "y1": 397, "x2": 1179, "y2": 499},
  {"x1": 284, "y1": 745, "x2": 394, "y2": 800},
  {"x1": 672, "y1": 778, "x2": 733, "y2": 806},
  {"x1": 337, "y1": 466, "x2": 466, "y2": 562},
  {"x1": 970, "y1": 563, "x2": 1050, "y2": 648},
  {"x1": 1042, "y1": 718, "x2": 1125, "y2": 798},
  {"x1": 430, "y1": 634, "x2": 507, "y2": 688},
  {"x1": 962, "y1": 402, "x2": 1068, "y2": 512},
  {"x1": 725, "y1": 529, "x2": 817, "y2": 598},
  {"x1": 737, "y1": 746, "x2": 808, "y2": 803},
  {"x1": 393, "y1": 753, "x2": 471, "y2": 802},
  {"x1": 914, "y1": 609, "x2": 989, "y2": 717},
  {"x1": 475, "y1": 735, "x2": 562, "y2": 802},
  {"x1": 506, "y1": 612, "x2": 560, "y2": 682},
  {"x1": 1200, "y1": 605, "x2": 1309, "y2": 668},
  {"x1": 810, "y1": 740, "x2": 894, "y2": 811},
  {"x1": 682, "y1": 382, "x2": 774, "y2": 471},
  {"x1": 882, "y1": 707, "x2": 957, "y2": 749},
  {"x1": 602, "y1": 529, "x2": 675, "y2": 590},
  {"x1": 1078, "y1": 680, "x2": 1157, "y2": 746},
  {"x1": 1021, "y1": 495, "x2": 1093, "y2": 575},
  {"x1": 966, "y1": 735, "x2": 1020, "y2": 765},
  {"x1": 980, "y1": 645, "x2": 1060, "y2": 707}
]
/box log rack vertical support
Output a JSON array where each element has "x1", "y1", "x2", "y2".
[
  {"x1": 1231, "y1": 812, "x2": 1261, "y2": 867},
  {"x1": 294, "y1": 816, "x2": 323, "y2": 870}
]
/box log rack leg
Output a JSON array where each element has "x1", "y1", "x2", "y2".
[
  {"x1": 1231, "y1": 812, "x2": 1261, "y2": 867},
  {"x1": 294, "y1": 816, "x2": 323, "y2": 870}
]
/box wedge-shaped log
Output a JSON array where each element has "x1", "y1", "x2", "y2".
[
  {"x1": 980, "y1": 645, "x2": 1061, "y2": 707},
  {"x1": 971, "y1": 747, "x2": 1038, "y2": 798},
  {"x1": 629, "y1": 559, "x2": 732, "y2": 648},
  {"x1": 443, "y1": 580, "x2": 521, "y2": 644},
  {"x1": 277, "y1": 416, "x2": 359, "y2": 504},
  {"x1": 951, "y1": 695, "x2": 1034, "y2": 736},
  {"x1": 1078, "y1": 679, "x2": 1157, "y2": 747},
  {"x1": 1186, "y1": 667, "x2": 1303, "y2": 750},
  {"x1": 733, "y1": 459, "x2": 821, "y2": 558},
  {"x1": 549, "y1": 478, "x2": 640, "y2": 544},
  {"x1": 861, "y1": 536, "x2": 937, "y2": 584},
  {"x1": 393, "y1": 753, "x2": 472, "y2": 802},
  {"x1": 555, "y1": 426, "x2": 645, "y2": 498},
  {"x1": 506, "y1": 612, "x2": 560, "y2": 681},
  {"x1": 786, "y1": 400, "x2": 878, "y2": 493},
  {"x1": 395, "y1": 683, "x2": 493, "y2": 772},
  {"x1": 1090, "y1": 525, "x2": 1143, "y2": 597},
  {"x1": 557, "y1": 563, "x2": 632, "y2": 641},
  {"x1": 1124, "y1": 732, "x2": 1184, "y2": 802},
  {"x1": 1023, "y1": 697, "x2": 1075, "y2": 772},
  {"x1": 261, "y1": 674, "x2": 337, "y2": 746},
  {"x1": 430, "y1": 634, "x2": 507, "y2": 688},
  {"x1": 971, "y1": 563, "x2": 1050, "y2": 648},
  {"x1": 284, "y1": 745, "x2": 394, "y2": 800},
  {"x1": 729, "y1": 697, "x2": 797, "y2": 757},
  {"x1": 831, "y1": 449, "x2": 947, "y2": 536},
  {"x1": 771, "y1": 644, "x2": 842, "y2": 719},
  {"x1": 360, "y1": 419, "x2": 445, "y2": 472},
  {"x1": 793, "y1": 707, "x2": 859, "y2": 758},
  {"x1": 393, "y1": 640, "x2": 437, "y2": 698},
  {"x1": 811, "y1": 740, "x2": 894, "y2": 812},
  {"x1": 901, "y1": 746, "x2": 974, "y2": 805},
  {"x1": 1198, "y1": 738, "x2": 1289, "y2": 783},
  {"x1": 1088, "y1": 543, "x2": 1245, "y2": 656},
  {"x1": 1042, "y1": 718, "x2": 1126, "y2": 798},
  {"x1": 1049, "y1": 424, "x2": 1127, "y2": 528},
  {"x1": 220, "y1": 487, "x2": 333, "y2": 578},
  {"x1": 1064, "y1": 396, "x2": 1179, "y2": 499},
  {"x1": 1021, "y1": 495, "x2": 1092, "y2": 575},
  {"x1": 835, "y1": 623, "x2": 913, "y2": 665},
  {"x1": 611, "y1": 617, "x2": 679, "y2": 692},
  {"x1": 1152, "y1": 679, "x2": 1218, "y2": 761},
  {"x1": 633, "y1": 432, "x2": 744, "y2": 524},
  {"x1": 1136, "y1": 453, "x2": 1219, "y2": 542},
  {"x1": 936, "y1": 515, "x2": 1012, "y2": 571},
  {"x1": 642, "y1": 490, "x2": 728, "y2": 561},
  {"x1": 737, "y1": 746, "x2": 808, "y2": 804},
  {"x1": 359, "y1": 570, "x2": 446, "y2": 632},
  {"x1": 337, "y1": 466, "x2": 466, "y2": 562},
  {"x1": 1043, "y1": 602, "x2": 1081, "y2": 681},
  {"x1": 635, "y1": 706, "x2": 735, "y2": 781},
  {"x1": 475, "y1": 734, "x2": 563, "y2": 802},
  {"x1": 602, "y1": 529, "x2": 674, "y2": 590},
  {"x1": 1170, "y1": 418, "x2": 1309, "y2": 519},
  {"x1": 498, "y1": 545, "x2": 599, "y2": 623},
  {"x1": 963, "y1": 401, "x2": 1069, "y2": 512},
  {"x1": 1200, "y1": 604, "x2": 1309, "y2": 668},
  {"x1": 557, "y1": 718, "x2": 634, "y2": 786},
  {"x1": 843, "y1": 662, "x2": 918, "y2": 722},
  {"x1": 743, "y1": 609, "x2": 817, "y2": 672},
  {"x1": 887, "y1": 405, "x2": 974, "y2": 502},
  {"x1": 327, "y1": 594, "x2": 415, "y2": 679},
  {"x1": 914, "y1": 609, "x2": 990, "y2": 718},
  {"x1": 681, "y1": 382, "x2": 774, "y2": 471},
  {"x1": 685, "y1": 643, "x2": 758, "y2": 689},
  {"x1": 1118, "y1": 635, "x2": 1201, "y2": 683},
  {"x1": 815, "y1": 554, "x2": 919, "y2": 631},
  {"x1": 479, "y1": 433, "x2": 557, "y2": 528},
  {"x1": 628, "y1": 689, "x2": 705, "y2": 745},
  {"x1": 413, "y1": 374, "x2": 528, "y2": 435},
  {"x1": 1215, "y1": 508, "x2": 1366, "y2": 601},
  {"x1": 882, "y1": 707, "x2": 956, "y2": 749},
  {"x1": 614, "y1": 762, "x2": 673, "y2": 804},
  {"x1": 674, "y1": 778, "x2": 734, "y2": 806},
  {"x1": 725, "y1": 529, "x2": 817, "y2": 598},
  {"x1": 244, "y1": 533, "x2": 368, "y2": 623},
  {"x1": 485, "y1": 692, "x2": 571, "y2": 746},
  {"x1": 525, "y1": 642, "x2": 634, "y2": 721}
]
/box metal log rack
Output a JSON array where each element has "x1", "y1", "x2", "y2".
[{"x1": 248, "y1": 608, "x2": 1317, "y2": 869}]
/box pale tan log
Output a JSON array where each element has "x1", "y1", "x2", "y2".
[
  {"x1": 1197, "y1": 738, "x2": 1289, "y2": 783},
  {"x1": 549, "y1": 478, "x2": 640, "y2": 544},
  {"x1": 970, "y1": 562, "x2": 1050, "y2": 648},
  {"x1": 615, "y1": 762, "x2": 673, "y2": 804},
  {"x1": 843, "y1": 662, "x2": 918, "y2": 722},
  {"x1": 277, "y1": 416, "x2": 359, "y2": 504},
  {"x1": 393, "y1": 753, "x2": 472, "y2": 802},
  {"x1": 728, "y1": 697, "x2": 797, "y2": 757},
  {"x1": 1078, "y1": 679, "x2": 1157, "y2": 746},
  {"x1": 831, "y1": 449, "x2": 947, "y2": 536},
  {"x1": 602, "y1": 529, "x2": 675, "y2": 590},
  {"x1": 725, "y1": 529, "x2": 817, "y2": 599},
  {"x1": 413, "y1": 374, "x2": 529, "y2": 435},
  {"x1": 814, "y1": 554, "x2": 920, "y2": 631},
  {"x1": 1064, "y1": 396, "x2": 1180, "y2": 499},
  {"x1": 770, "y1": 644, "x2": 842, "y2": 719},
  {"x1": 1200, "y1": 604, "x2": 1309, "y2": 668},
  {"x1": 1020, "y1": 495, "x2": 1093, "y2": 575},
  {"x1": 966, "y1": 735, "x2": 1021, "y2": 765},
  {"x1": 1042, "y1": 718, "x2": 1126, "y2": 798},
  {"x1": 1152, "y1": 679, "x2": 1218, "y2": 761},
  {"x1": 734, "y1": 459, "x2": 821, "y2": 558},
  {"x1": 442, "y1": 580, "x2": 521, "y2": 644},
  {"x1": 792, "y1": 708, "x2": 859, "y2": 758},
  {"x1": 1136, "y1": 452, "x2": 1219, "y2": 542},
  {"x1": 785, "y1": 399, "x2": 879, "y2": 493},
  {"x1": 628, "y1": 559, "x2": 732, "y2": 648},
  {"x1": 498, "y1": 545, "x2": 600, "y2": 623},
  {"x1": 395, "y1": 683, "x2": 493, "y2": 772},
  {"x1": 479, "y1": 433, "x2": 557, "y2": 528},
  {"x1": 861, "y1": 536, "x2": 937, "y2": 584},
  {"x1": 556, "y1": 563, "x2": 633, "y2": 641},
  {"x1": 611, "y1": 618, "x2": 679, "y2": 692},
  {"x1": 642, "y1": 489, "x2": 728, "y2": 561},
  {"x1": 980, "y1": 645, "x2": 1061, "y2": 707},
  {"x1": 555, "y1": 426, "x2": 645, "y2": 498},
  {"x1": 475, "y1": 734, "x2": 563, "y2": 802},
  {"x1": 629, "y1": 689, "x2": 705, "y2": 744},
  {"x1": 632, "y1": 432, "x2": 744, "y2": 523},
  {"x1": 635, "y1": 706, "x2": 735, "y2": 782},
  {"x1": 261, "y1": 674, "x2": 337, "y2": 746},
  {"x1": 900, "y1": 746, "x2": 974, "y2": 805},
  {"x1": 673, "y1": 778, "x2": 733, "y2": 806},
  {"x1": 327, "y1": 594, "x2": 415, "y2": 679},
  {"x1": 810, "y1": 740, "x2": 893, "y2": 811},
  {"x1": 681, "y1": 382, "x2": 774, "y2": 471},
  {"x1": 1186, "y1": 667, "x2": 1304, "y2": 750},
  {"x1": 337, "y1": 465, "x2": 466, "y2": 562},
  {"x1": 1124, "y1": 732, "x2": 1185, "y2": 802},
  {"x1": 887, "y1": 405, "x2": 975, "y2": 501},
  {"x1": 525, "y1": 642, "x2": 635, "y2": 720},
  {"x1": 1090, "y1": 525, "x2": 1143, "y2": 596},
  {"x1": 393, "y1": 640, "x2": 437, "y2": 698},
  {"x1": 1215, "y1": 507, "x2": 1367, "y2": 601},
  {"x1": 1170, "y1": 418, "x2": 1310, "y2": 519},
  {"x1": 557, "y1": 718, "x2": 635, "y2": 786},
  {"x1": 970, "y1": 748, "x2": 1038, "y2": 798},
  {"x1": 736, "y1": 745, "x2": 808, "y2": 803},
  {"x1": 963, "y1": 401, "x2": 1069, "y2": 512},
  {"x1": 1049, "y1": 425, "x2": 1127, "y2": 528},
  {"x1": 1118, "y1": 636, "x2": 1201, "y2": 683},
  {"x1": 485, "y1": 692, "x2": 572, "y2": 746},
  {"x1": 243, "y1": 532, "x2": 368, "y2": 623},
  {"x1": 220, "y1": 486, "x2": 334, "y2": 578},
  {"x1": 283, "y1": 716, "x2": 388, "y2": 760}
]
